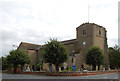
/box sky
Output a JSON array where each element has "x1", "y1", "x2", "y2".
[{"x1": 0, "y1": 0, "x2": 119, "y2": 57}]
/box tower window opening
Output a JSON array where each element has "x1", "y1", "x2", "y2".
[
  {"x1": 83, "y1": 30, "x2": 86, "y2": 35},
  {"x1": 99, "y1": 30, "x2": 101, "y2": 35}
]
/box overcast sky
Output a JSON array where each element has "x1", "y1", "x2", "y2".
[{"x1": 0, "y1": 0, "x2": 119, "y2": 57}]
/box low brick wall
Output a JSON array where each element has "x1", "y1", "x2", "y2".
[
  {"x1": 2, "y1": 70, "x2": 13, "y2": 74},
  {"x1": 19, "y1": 70, "x2": 120, "y2": 76}
]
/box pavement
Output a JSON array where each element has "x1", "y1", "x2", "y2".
[{"x1": 2, "y1": 73, "x2": 120, "y2": 79}]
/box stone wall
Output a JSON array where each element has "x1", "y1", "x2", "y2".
[{"x1": 27, "y1": 49, "x2": 37, "y2": 70}]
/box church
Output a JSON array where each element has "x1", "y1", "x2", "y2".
[{"x1": 17, "y1": 23, "x2": 109, "y2": 71}]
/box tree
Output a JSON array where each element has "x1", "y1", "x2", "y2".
[
  {"x1": 1, "y1": 56, "x2": 13, "y2": 70},
  {"x1": 2, "y1": 57, "x2": 8, "y2": 70},
  {"x1": 0, "y1": 57, "x2": 1, "y2": 70},
  {"x1": 109, "y1": 45, "x2": 120, "y2": 69},
  {"x1": 85, "y1": 46, "x2": 104, "y2": 70},
  {"x1": 7, "y1": 49, "x2": 30, "y2": 73},
  {"x1": 43, "y1": 39, "x2": 68, "y2": 71}
]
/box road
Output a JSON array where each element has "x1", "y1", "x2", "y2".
[{"x1": 2, "y1": 73, "x2": 120, "y2": 79}]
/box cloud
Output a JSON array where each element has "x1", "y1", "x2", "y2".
[
  {"x1": 0, "y1": 0, "x2": 119, "y2": 57},
  {"x1": 108, "y1": 38, "x2": 118, "y2": 47}
]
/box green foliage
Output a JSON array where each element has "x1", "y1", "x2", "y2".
[
  {"x1": 85, "y1": 46, "x2": 104, "y2": 69},
  {"x1": 2, "y1": 57, "x2": 9, "y2": 70},
  {"x1": 6, "y1": 49, "x2": 30, "y2": 73},
  {"x1": 62, "y1": 70, "x2": 68, "y2": 72},
  {"x1": 43, "y1": 38, "x2": 68, "y2": 71},
  {"x1": 109, "y1": 45, "x2": 120, "y2": 69},
  {"x1": 36, "y1": 63, "x2": 43, "y2": 71},
  {"x1": 2, "y1": 56, "x2": 14, "y2": 70},
  {"x1": 7, "y1": 49, "x2": 30, "y2": 67},
  {"x1": 68, "y1": 66, "x2": 72, "y2": 71},
  {"x1": 61, "y1": 66, "x2": 72, "y2": 72}
]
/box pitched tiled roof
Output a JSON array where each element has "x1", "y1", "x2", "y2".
[
  {"x1": 18, "y1": 39, "x2": 77, "y2": 50},
  {"x1": 61, "y1": 39, "x2": 77, "y2": 45},
  {"x1": 18, "y1": 42, "x2": 41, "y2": 50}
]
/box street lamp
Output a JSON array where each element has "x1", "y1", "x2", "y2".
[
  {"x1": 13, "y1": 45, "x2": 18, "y2": 50},
  {"x1": 13, "y1": 45, "x2": 18, "y2": 47}
]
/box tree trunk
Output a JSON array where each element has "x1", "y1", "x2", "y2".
[
  {"x1": 13, "y1": 66, "x2": 17, "y2": 74},
  {"x1": 21, "y1": 65, "x2": 24, "y2": 72},
  {"x1": 98, "y1": 65, "x2": 100, "y2": 70},
  {"x1": 92, "y1": 65, "x2": 96, "y2": 70},
  {"x1": 56, "y1": 65, "x2": 59, "y2": 72}
]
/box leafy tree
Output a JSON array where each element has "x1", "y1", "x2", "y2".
[
  {"x1": 109, "y1": 45, "x2": 120, "y2": 69},
  {"x1": 43, "y1": 39, "x2": 68, "y2": 71},
  {"x1": 85, "y1": 46, "x2": 104, "y2": 70},
  {"x1": 7, "y1": 49, "x2": 30, "y2": 73},
  {"x1": 0, "y1": 57, "x2": 1, "y2": 70},
  {"x1": 2, "y1": 57, "x2": 8, "y2": 70},
  {"x1": 1, "y1": 57, "x2": 13, "y2": 70}
]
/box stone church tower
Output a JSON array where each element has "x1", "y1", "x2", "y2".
[{"x1": 75, "y1": 23, "x2": 109, "y2": 70}]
